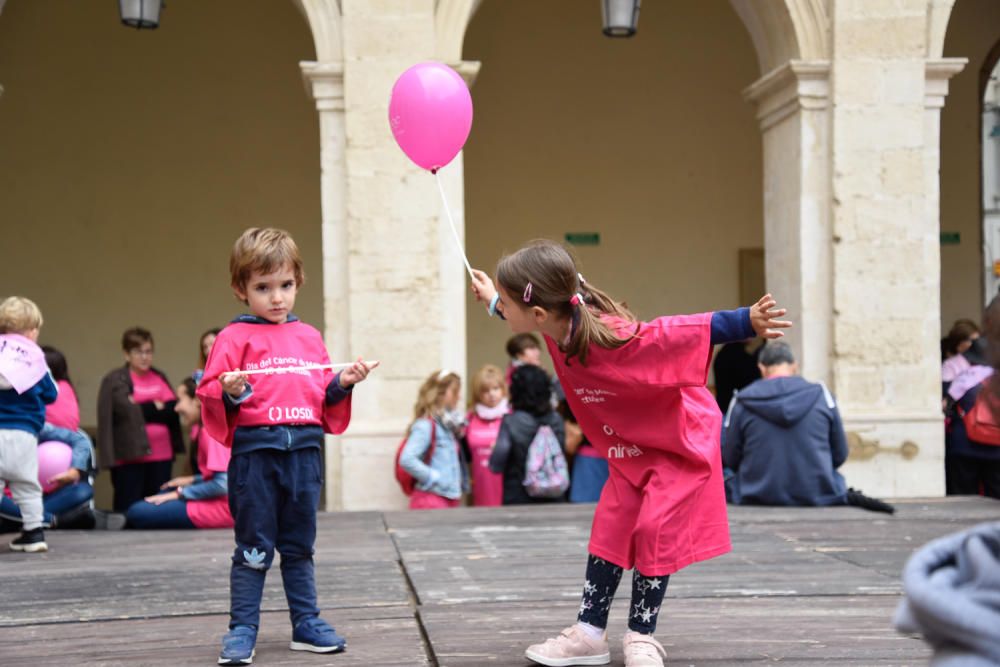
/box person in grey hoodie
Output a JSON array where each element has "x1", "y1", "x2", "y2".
[{"x1": 722, "y1": 341, "x2": 884, "y2": 509}]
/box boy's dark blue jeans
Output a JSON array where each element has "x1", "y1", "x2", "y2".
[{"x1": 228, "y1": 446, "x2": 323, "y2": 629}]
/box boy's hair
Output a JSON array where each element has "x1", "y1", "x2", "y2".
[
  {"x1": 0, "y1": 296, "x2": 43, "y2": 334},
  {"x1": 758, "y1": 341, "x2": 796, "y2": 368},
  {"x1": 496, "y1": 240, "x2": 635, "y2": 366},
  {"x1": 505, "y1": 333, "x2": 541, "y2": 359},
  {"x1": 230, "y1": 227, "x2": 306, "y2": 294},
  {"x1": 471, "y1": 364, "x2": 507, "y2": 403},
  {"x1": 179, "y1": 376, "x2": 199, "y2": 403},
  {"x1": 510, "y1": 365, "x2": 553, "y2": 417},
  {"x1": 122, "y1": 327, "x2": 154, "y2": 352},
  {"x1": 42, "y1": 346, "x2": 71, "y2": 385},
  {"x1": 410, "y1": 369, "x2": 461, "y2": 431}
]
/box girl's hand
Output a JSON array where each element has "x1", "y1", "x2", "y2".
[
  {"x1": 339, "y1": 358, "x2": 380, "y2": 388},
  {"x1": 220, "y1": 371, "x2": 248, "y2": 398},
  {"x1": 47, "y1": 468, "x2": 81, "y2": 490},
  {"x1": 750, "y1": 294, "x2": 793, "y2": 339},
  {"x1": 145, "y1": 490, "x2": 179, "y2": 505},
  {"x1": 161, "y1": 475, "x2": 195, "y2": 490},
  {"x1": 470, "y1": 269, "x2": 497, "y2": 304}
]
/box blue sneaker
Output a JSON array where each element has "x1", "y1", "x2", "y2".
[
  {"x1": 290, "y1": 616, "x2": 347, "y2": 654},
  {"x1": 218, "y1": 625, "x2": 257, "y2": 665}
]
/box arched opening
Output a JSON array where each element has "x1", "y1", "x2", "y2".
[
  {"x1": 0, "y1": 1, "x2": 320, "y2": 504},
  {"x1": 939, "y1": 0, "x2": 1000, "y2": 331},
  {"x1": 461, "y1": 1, "x2": 765, "y2": 383},
  {"x1": 979, "y1": 43, "x2": 1000, "y2": 299}
]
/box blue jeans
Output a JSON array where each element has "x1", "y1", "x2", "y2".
[
  {"x1": 125, "y1": 498, "x2": 195, "y2": 529},
  {"x1": 569, "y1": 455, "x2": 609, "y2": 503},
  {"x1": 228, "y1": 447, "x2": 323, "y2": 629},
  {"x1": 0, "y1": 482, "x2": 93, "y2": 526}
]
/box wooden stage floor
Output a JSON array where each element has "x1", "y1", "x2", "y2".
[{"x1": 2, "y1": 497, "x2": 997, "y2": 666}]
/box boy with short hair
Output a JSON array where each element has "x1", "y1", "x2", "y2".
[
  {"x1": 0, "y1": 296, "x2": 58, "y2": 553},
  {"x1": 198, "y1": 228, "x2": 377, "y2": 665}
]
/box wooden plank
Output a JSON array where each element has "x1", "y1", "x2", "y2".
[
  {"x1": 419, "y1": 597, "x2": 930, "y2": 667},
  {"x1": 0, "y1": 607, "x2": 427, "y2": 666}
]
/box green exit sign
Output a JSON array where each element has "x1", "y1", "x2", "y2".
[
  {"x1": 565, "y1": 232, "x2": 600, "y2": 246},
  {"x1": 940, "y1": 231, "x2": 961, "y2": 245}
]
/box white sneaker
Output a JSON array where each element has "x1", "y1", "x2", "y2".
[{"x1": 622, "y1": 631, "x2": 666, "y2": 667}]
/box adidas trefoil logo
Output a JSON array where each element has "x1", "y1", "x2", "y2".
[{"x1": 243, "y1": 547, "x2": 267, "y2": 570}]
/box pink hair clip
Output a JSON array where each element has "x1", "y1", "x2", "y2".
[
  {"x1": 523, "y1": 282, "x2": 533, "y2": 303},
  {"x1": 570, "y1": 293, "x2": 584, "y2": 306}
]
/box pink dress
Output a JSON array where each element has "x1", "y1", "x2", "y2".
[
  {"x1": 119, "y1": 370, "x2": 176, "y2": 464},
  {"x1": 466, "y1": 406, "x2": 505, "y2": 507},
  {"x1": 46, "y1": 380, "x2": 80, "y2": 431},
  {"x1": 546, "y1": 312, "x2": 730, "y2": 576},
  {"x1": 184, "y1": 425, "x2": 234, "y2": 529}
]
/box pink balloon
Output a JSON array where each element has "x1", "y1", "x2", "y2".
[
  {"x1": 37, "y1": 440, "x2": 73, "y2": 494},
  {"x1": 389, "y1": 62, "x2": 473, "y2": 172}
]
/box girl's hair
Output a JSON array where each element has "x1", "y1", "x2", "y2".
[
  {"x1": 471, "y1": 364, "x2": 507, "y2": 404},
  {"x1": 496, "y1": 240, "x2": 635, "y2": 365},
  {"x1": 42, "y1": 346, "x2": 71, "y2": 386},
  {"x1": 410, "y1": 369, "x2": 461, "y2": 431},
  {"x1": 199, "y1": 327, "x2": 223, "y2": 368},
  {"x1": 510, "y1": 365, "x2": 552, "y2": 417},
  {"x1": 122, "y1": 326, "x2": 153, "y2": 352}
]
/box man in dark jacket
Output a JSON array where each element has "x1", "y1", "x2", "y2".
[{"x1": 722, "y1": 341, "x2": 849, "y2": 506}]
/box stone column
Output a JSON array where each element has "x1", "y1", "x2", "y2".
[
  {"x1": 315, "y1": 0, "x2": 472, "y2": 509},
  {"x1": 300, "y1": 61, "x2": 350, "y2": 511},
  {"x1": 828, "y1": 3, "x2": 963, "y2": 497},
  {"x1": 744, "y1": 61, "x2": 832, "y2": 386}
]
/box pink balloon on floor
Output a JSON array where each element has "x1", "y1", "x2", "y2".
[
  {"x1": 37, "y1": 440, "x2": 73, "y2": 494},
  {"x1": 388, "y1": 62, "x2": 473, "y2": 172}
]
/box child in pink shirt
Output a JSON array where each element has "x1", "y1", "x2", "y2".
[
  {"x1": 42, "y1": 346, "x2": 79, "y2": 431},
  {"x1": 125, "y1": 377, "x2": 233, "y2": 529},
  {"x1": 470, "y1": 240, "x2": 790, "y2": 667},
  {"x1": 465, "y1": 365, "x2": 507, "y2": 506}
]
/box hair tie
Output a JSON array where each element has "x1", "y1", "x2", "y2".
[
  {"x1": 570, "y1": 293, "x2": 585, "y2": 307},
  {"x1": 578, "y1": 273, "x2": 586, "y2": 285},
  {"x1": 523, "y1": 282, "x2": 533, "y2": 303}
]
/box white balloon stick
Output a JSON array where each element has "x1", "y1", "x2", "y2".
[{"x1": 238, "y1": 361, "x2": 379, "y2": 376}]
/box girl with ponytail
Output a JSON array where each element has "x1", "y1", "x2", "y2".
[{"x1": 470, "y1": 240, "x2": 790, "y2": 667}]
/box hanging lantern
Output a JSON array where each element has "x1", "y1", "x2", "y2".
[
  {"x1": 119, "y1": 0, "x2": 163, "y2": 30},
  {"x1": 601, "y1": 0, "x2": 640, "y2": 38}
]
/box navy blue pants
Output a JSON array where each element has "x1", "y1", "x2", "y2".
[
  {"x1": 125, "y1": 497, "x2": 195, "y2": 529},
  {"x1": 228, "y1": 447, "x2": 323, "y2": 629}
]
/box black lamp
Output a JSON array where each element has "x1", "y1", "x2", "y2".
[
  {"x1": 601, "y1": 0, "x2": 640, "y2": 38},
  {"x1": 119, "y1": 0, "x2": 163, "y2": 30}
]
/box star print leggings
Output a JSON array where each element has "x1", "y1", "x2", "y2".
[{"x1": 577, "y1": 554, "x2": 670, "y2": 635}]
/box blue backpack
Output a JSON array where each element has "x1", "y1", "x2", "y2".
[{"x1": 523, "y1": 425, "x2": 570, "y2": 498}]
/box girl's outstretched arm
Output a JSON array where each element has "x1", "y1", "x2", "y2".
[{"x1": 749, "y1": 294, "x2": 792, "y2": 339}]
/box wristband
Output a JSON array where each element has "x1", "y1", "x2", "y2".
[{"x1": 488, "y1": 293, "x2": 500, "y2": 317}]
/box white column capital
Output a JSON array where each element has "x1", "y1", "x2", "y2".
[
  {"x1": 448, "y1": 60, "x2": 482, "y2": 87},
  {"x1": 925, "y1": 58, "x2": 967, "y2": 109},
  {"x1": 300, "y1": 61, "x2": 344, "y2": 112},
  {"x1": 743, "y1": 60, "x2": 830, "y2": 131}
]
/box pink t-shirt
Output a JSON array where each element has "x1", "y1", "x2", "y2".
[
  {"x1": 466, "y1": 409, "x2": 504, "y2": 507},
  {"x1": 546, "y1": 312, "x2": 730, "y2": 574},
  {"x1": 197, "y1": 321, "x2": 352, "y2": 446},
  {"x1": 185, "y1": 425, "x2": 234, "y2": 529},
  {"x1": 46, "y1": 380, "x2": 80, "y2": 431},
  {"x1": 126, "y1": 370, "x2": 176, "y2": 463}
]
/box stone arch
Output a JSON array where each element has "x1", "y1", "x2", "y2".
[
  {"x1": 728, "y1": 0, "x2": 829, "y2": 75},
  {"x1": 291, "y1": 0, "x2": 341, "y2": 62},
  {"x1": 926, "y1": 0, "x2": 958, "y2": 60}
]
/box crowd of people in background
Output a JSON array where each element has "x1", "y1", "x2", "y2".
[{"x1": 3, "y1": 298, "x2": 997, "y2": 545}]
